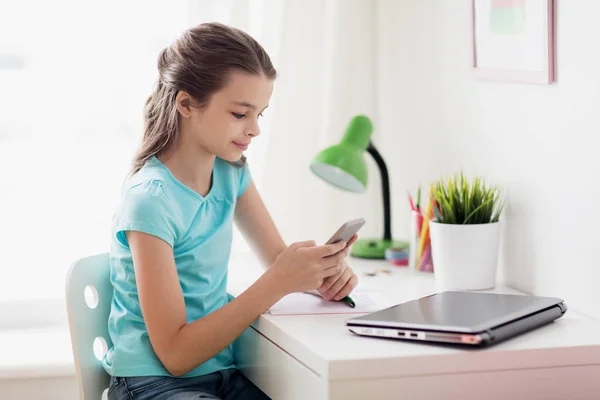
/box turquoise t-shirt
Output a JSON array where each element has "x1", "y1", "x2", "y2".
[{"x1": 102, "y1": 155, "x2": 251, "y2": 378}]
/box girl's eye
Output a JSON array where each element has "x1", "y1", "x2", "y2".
[
  {"x1": 232, "y1": 112, "x2": 246, "y2": 119},
  {"x1": 258, "y1": 113, "x2": 264, "y2": 119}
]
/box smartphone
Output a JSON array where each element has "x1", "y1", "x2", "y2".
[{"x1": 325, "y1": 217, "x2": 366, "y2": 245}]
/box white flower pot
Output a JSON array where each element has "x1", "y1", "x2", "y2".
[{"x1": 429, "y1": 220, "x2": 501, "y2": 291}]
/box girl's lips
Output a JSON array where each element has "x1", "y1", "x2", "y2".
[{"x1": 233, "y1": 141, "x2": 249, "y2": 150}]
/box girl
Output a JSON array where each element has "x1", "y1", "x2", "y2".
[{"x1": 103, "y1": 22, "x2": 358, "y2": 400}]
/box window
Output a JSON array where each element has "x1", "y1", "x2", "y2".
[{"x1": 0, "y1": 0, "x2": 275, "y2": 322}]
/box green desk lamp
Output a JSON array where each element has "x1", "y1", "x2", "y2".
[{"x1": 310, "y1": 115, "x2": 407, "y2": 259}]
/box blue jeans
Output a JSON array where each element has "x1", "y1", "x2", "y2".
[{"x1": 108, "y1": 368, "x2": 270, "y2": 400}]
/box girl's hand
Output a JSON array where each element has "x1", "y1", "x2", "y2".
[
  {"x1": 318, "y1": 259, "x2": 358, "y2": 301},
  {"x1": 318, "y1": 234, "x2": 359, "y2": 301},
  {"x1": 266, "y1": 240, "x2": 348, "y2": 296}
]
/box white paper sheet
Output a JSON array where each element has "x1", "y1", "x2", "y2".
[{"x1": 267, "y1": 289, "x2": 392, "y2": 316}]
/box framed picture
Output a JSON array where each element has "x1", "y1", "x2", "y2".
[{"x1": 472, "y1": 0, "x2": 555, "y2": 84}]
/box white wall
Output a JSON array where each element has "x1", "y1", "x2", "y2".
[
  {"x1": 376, "y1": 0, "x2": 600, "y2": 320},
  {"x1": 374, "y1": 0, "x2": 447, "y2": 242}
]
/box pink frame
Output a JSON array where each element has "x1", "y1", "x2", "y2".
[{"x1": 472, "y1": 0, "x2": 555, "y2": 84}]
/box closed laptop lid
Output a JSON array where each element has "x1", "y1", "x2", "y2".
[{"x1": 346, "y1": 291, "x2": 565, "y2": 333}]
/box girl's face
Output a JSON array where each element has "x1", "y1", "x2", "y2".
[{"x1": 181, "y1": 71, "x2": 274, "y2": 162}]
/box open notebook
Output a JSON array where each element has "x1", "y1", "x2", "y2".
[{"x1": 266, "y1": 287, "x2": 392, "y2": 316}]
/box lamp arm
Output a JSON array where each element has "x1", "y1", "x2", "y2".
[{"x1": 367, "y1": 142, "x2": 392, "y2": 241}]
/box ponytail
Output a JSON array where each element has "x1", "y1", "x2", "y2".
[{"x1": 131, "y1": 79, "x2": 178, "y2": 175}]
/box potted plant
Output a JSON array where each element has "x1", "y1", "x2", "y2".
[{"x1": 429, "y1": 172, "x2": 504, "y2": 291}]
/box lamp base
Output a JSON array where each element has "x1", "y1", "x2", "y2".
[{"x1": 350, "y1": 238, "x2": 409, "y2": 259}]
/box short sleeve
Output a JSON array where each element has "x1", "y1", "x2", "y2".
[
  {"x1": 237, "y1": 163, "x2": 252, "y2": 198},
  {"x1": 114, "y1": 179, "x2": 178, "y2": 248}
]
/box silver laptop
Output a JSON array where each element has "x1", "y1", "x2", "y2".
[{"x1": 346, "y1": 291, "x2": 567, "y2": 346}]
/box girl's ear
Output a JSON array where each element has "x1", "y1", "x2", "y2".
[{"x1": 175, "y1": 90, "x2": 194, "y2": 118}]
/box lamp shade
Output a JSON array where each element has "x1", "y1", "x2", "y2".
[{"x1": 310, "y1": 115, "x2": 373, "y2": 193}]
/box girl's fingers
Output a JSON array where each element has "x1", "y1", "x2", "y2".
[
  {"x1": 333, "y1": 273, "x2": 358, "y2": 301},
  {"x1": 319, "y1": 261, "x2": 347, "y2": 292},
  {"x1": 321, "y1": 264, "x2": 342, "y2": 278},
  {"x1": 344, "y1": 247, "x2": 350, "y2": 257},
  {"x1": 347, "y1": 234, "x2": 359, "y2": 247},
  {"x1": 319, "y1": 266, "x2": 344, "y2": 293},
  {"x1": 324, "y1": 268, "x2": 353, "y2": 300}
]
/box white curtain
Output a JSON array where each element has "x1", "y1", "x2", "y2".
[
  {"x1": 0, "y1": 0, "x2": 381, "y2": 325},
  {"x1": 256, "y1": 0, "x2": 381, "y2": 246}
]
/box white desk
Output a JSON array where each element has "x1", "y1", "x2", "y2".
[{"x1": 227, "y1": 252, "x2": 600, "y2": 400}]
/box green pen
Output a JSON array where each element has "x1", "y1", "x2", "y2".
[
  {"x1": 307, "y1": 290, "x2": 355, "y2": 308},
  {"x1": 341, "y1": 295, "x2": 356, "y2": 308}
]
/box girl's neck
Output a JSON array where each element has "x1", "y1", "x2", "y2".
[{"x1": 159, "y1": 143, "x2": 216, "y2": 197}]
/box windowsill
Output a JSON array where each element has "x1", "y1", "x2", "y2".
[
  {"x1": 0, "y1": 326, "x2": 75, "y2": 380},
  {"x1": 0, "y1": 251, "x2": 260, "y2": 380}
]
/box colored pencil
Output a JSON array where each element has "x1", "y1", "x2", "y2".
[
  {"x1": 417, "y1": 188, "x2": 434, "y2": 260},
  {"x1": 407, "y1": 190, "x2": 415, "y2": 211},
  {"x1": 418, "y1": 241, "x2": 430, "y2": 271}
]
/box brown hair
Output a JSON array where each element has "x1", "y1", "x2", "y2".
[{"x1": 132, "y1": 22, "x2": 277, "y2": 174}]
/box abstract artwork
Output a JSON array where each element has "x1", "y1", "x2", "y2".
[{"x1": 472, "y1": 0, "x2": 555, "y2": 84}]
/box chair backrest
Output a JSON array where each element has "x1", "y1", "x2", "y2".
[{"x1": 66, "y1": 253, "x2": 113, "y2": 399}]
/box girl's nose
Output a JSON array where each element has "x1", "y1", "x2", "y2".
[{"x1": 246, "y1": 121, "x2": 261, "y2": 137}]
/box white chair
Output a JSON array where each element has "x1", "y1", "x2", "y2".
[{"x1": 66, "y1": 253, "x2": 113, "y2": 399}]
